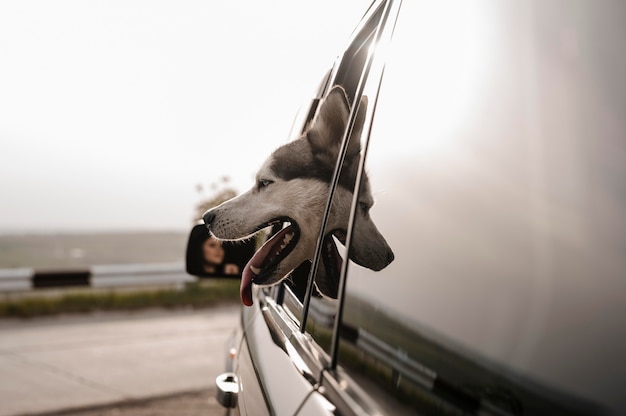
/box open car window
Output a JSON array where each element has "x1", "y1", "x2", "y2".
[{"x1": 292, "y1": 1, "x2": 390, "y2": 359}]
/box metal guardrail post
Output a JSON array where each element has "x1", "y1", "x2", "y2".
[
  {"x1": 0, "y1": 262, "x2": 194, "y2": 292},
  {"x1": 0, "y1": 268, "x2": 34, "y2": 292}
]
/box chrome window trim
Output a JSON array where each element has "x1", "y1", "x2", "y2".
[
  {"x1": 259, "y1": 284, "x2": 389, "y2": 416},
  {"x1": 325, "y1": 0, "x2": 387, "y2": 96},
  {"x1": 282, "y1": 283, "x2": 304, "y2": 323},
  {"x1": 258, "y1": 285, "x2": 329, "y2": 385},
  {"x1": 327, "y1": 0, "x2": 403, "y2": 368},
  {"x1": 300, "y1": 0, "x2": 394, "y2": 334}
]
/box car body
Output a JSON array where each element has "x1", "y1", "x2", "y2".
[{"x1": 193, "y1": 1, "x2": 626, "y2": 414}]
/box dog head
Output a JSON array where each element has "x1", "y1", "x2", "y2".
[{"x1": 204, "y1": 85, "x2": 394, "y2": 305}]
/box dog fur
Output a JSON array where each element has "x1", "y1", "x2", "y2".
[{"x1": 203, "y1": 85, "x2": 394, "y2": 306}]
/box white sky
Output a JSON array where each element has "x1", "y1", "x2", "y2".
[{"x1": 0, "y1": 0, "x2": 371, "y2": 233}]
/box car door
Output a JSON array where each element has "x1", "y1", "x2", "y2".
[
  {"x1": 245, "y1": 0, "x2": 626, "y2": 415},
  {"x1": 327, "y1": 1, "x2": 626, "y2": 415}
]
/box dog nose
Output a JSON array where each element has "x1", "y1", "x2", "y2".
[{"x1": 203, "y1": 211, "x2": 216, "y2": 225}]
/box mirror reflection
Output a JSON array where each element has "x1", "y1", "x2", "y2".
[{"x1": 185, "y1": 224, "x2": 255, "y2": 278}]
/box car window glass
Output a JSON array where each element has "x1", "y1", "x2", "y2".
[
  {"x1": 338, "y1": 1, "x2": 626, "y2": 415},
  {"x1": 301, "y1": 3, "x2": 387, "y2": 356}
]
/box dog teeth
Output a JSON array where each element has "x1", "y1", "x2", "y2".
[
  {"x1": 281, "y1": 233, "x2": 294, "y2": 250},
  {"x1": 258, "y1": 232, "x2": 294, "y2": 273}
]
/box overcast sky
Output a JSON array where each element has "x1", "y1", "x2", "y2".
[{"x1": 0, "y1": 0, "x2": 370, "y2": 233}]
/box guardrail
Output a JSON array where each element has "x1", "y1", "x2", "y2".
[{"x1": 0, "y1": 262, "x2": 195, "y2": 292}]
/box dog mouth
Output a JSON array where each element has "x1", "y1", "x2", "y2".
[
  {"x1": 324, "y1": 229, "x2": 346, "y2": 271},
  {"x1": 318, "y1": 229, "x2": 347, "y2": 298},
  {"x1": 240, "y1": 218, "x2": 299, "y2": 306},
  {"x1": 240, "y1": 222, "x2": 349, "y2": 306}
]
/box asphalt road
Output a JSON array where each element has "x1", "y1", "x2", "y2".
[
  {"x1": 0, "y1": 305, "x2": 240, "y2": 416},
  {"x1": 45, "y1": 389, "x2": 224, "y2": 416}
]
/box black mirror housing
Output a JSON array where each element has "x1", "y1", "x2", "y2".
[{"x1": 185, "y1": 223, "x2": 255, "y2": 278}]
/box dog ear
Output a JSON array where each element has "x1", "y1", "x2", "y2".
[
  {"x1": 307, "y1": 85, "x2": 350, "y2": 165},
  {"x1": 349, "y1": 95, "x2": 368, "y2": 158},
  {"x1": 307, "y1": 86, "x2": 370, "y2": 168}
]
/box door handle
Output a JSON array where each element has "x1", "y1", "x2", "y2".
[{"x1": 216, "y1": 372, "x2": 239, "y2": 408}]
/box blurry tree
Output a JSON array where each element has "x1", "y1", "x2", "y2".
[{"x1": 193, "y1": 176, "x2": 238, "y2": 221}]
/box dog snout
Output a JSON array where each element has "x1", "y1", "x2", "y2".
[
  {"x1": 202, "y1": 211, "x2": 216, "y2": 226},
  {"x1": 386, "y1": 249, "x2": 395, "y2": 265}
]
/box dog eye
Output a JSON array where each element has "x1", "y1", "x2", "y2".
[{"x1": 258, "y1": 179, "x2": 273, "y2": 189}]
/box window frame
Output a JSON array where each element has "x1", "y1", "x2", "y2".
[{"x1": 258, "y1": 0, "x2": 404, "y2": 413}]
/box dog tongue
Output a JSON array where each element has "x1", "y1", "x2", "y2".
[
  {"x1": 239, "y1": 225, "x2": 295, "y2": 307},
  {"x1": 240, "y1": 262, "x2": 255, "y2": 307}
]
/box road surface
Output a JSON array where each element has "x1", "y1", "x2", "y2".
[{"x1": 0, "y1": 305, "x2": 240, "y2": 415}]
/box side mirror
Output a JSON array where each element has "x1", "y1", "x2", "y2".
[{"x1": 185, "y1": 223, "x2": 255, "y2": 278}]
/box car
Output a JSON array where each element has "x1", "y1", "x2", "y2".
[{"x1": 187, "y1": 0, "x2": 626, "y2": 414}]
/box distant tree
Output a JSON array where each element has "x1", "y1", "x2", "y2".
[{"x1": 193, "y1": 176, "x2": 238, "y2": 222}]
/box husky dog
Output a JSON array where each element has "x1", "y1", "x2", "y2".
[{"x1": 203, "y1": 85, "x2": 394, "y2": 306}]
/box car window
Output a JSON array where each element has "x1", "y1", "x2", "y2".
[
  {"x1": 299, "y1": 1, "x2": 389, "y2": 358},
  {"x1": 338, "y1": 1, "x2": 626, "y2": 415}
]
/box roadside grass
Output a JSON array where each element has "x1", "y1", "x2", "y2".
[{"x1": 0, "y1": 279, "x2": 240, "y2": 319}]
